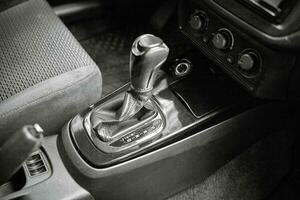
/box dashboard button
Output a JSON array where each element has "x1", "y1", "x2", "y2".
[
  {"x1": 202, "y1": 36, "x2": 209, "y2": 43},
  {"x1": 226, "y1": 56, "x2": 234, "y2": 64}
]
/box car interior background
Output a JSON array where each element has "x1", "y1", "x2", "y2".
[{"x1": 0, "y1": 0, "x2": 300, "y2": 199}]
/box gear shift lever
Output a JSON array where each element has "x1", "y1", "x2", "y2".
[
  {"x1": 130, "y1": 34, "x2": 169, "y2": 93},
  {"x1": 88, "y1": 34, "x2": 169, "y2": 152}
]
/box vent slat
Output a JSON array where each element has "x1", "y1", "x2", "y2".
[{"x1": 26, "y1": 152, "x2": 47, "y2": 177}]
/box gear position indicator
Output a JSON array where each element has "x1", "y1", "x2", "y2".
[{"x1": 110, "y1": 119, "x2": 162, "y2": 147}]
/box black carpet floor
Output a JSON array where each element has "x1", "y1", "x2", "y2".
[
  {"x1": 69, "y1": 19, "x2": 144, "y2": 96},
  {"x1": 80, "y1": 31, "x2": 134, "y2": 97}
]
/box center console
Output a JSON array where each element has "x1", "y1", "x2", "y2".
[
  {"x1": 55, "y1": 33, "x2": 290, "y2": 199},
  {"x1": 61, "y1": 34, "x2": 257, "y2": 168}
]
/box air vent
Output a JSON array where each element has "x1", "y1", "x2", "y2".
[{"x1": 25, "y1": 152, "x2": 47, "y2": 177}]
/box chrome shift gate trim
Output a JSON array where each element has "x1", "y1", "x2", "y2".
[{"x1": 84, "y1": 96, "x2": 166, "y2": 154}]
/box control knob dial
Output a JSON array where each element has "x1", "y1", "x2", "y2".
[
  {"x1": 188, "y1": 11, "x2": 208, "y2": 31},
  {"x1": 238, "y1": 50, "x2": 261, "y2": 75},
  {"x1": 212, "y1": 29, "x2": 234, "y2": 50}
]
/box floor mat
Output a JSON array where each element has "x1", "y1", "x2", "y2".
[
  {"x1": 80, "y1": 30, "x2": 134, "y2": 96},
  {"x1": 81, "y1": 28, "x2": 145, "y2": 96},
  {"x1": 68, "y1": 19, "x2": 145, "y2": 96}
]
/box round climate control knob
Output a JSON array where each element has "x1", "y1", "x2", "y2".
[
  {"x1": 188, "y1": 11, "x2": 208, "y2": 31},
  {"x1": 238, "y1": 53, "x2": 255, "y2": 71},
  {"x1": 238, "y1": 50, "x2": 261, "y2": 75},
  {"x1": 212, "y1": 29, "x2": 234, "y2": 50}
]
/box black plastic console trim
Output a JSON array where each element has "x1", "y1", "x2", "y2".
[
  {"x1": 63, "y1": 66, "x2": 256, "y2": 168},
  {"x1": 58, "y1": 101, "x2": 289, "y2": 200}
]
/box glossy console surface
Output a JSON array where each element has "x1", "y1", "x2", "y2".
[
  {"x1": 58, "y1": 57, "x2": 290, "y2": 200},
  {"x1": 59, "y1": 98, "x2": 288, "y2": 200},
  {"x1": 67, "y1": 80, "x2": 197, "y2": 167},
  {"x1": 63, "y1": 62, "x2": 255, "y2": 168}
]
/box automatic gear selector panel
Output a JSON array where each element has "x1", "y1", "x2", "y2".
[{"x1": 110, "y1": 119, "x2": 163, "y2": 147}]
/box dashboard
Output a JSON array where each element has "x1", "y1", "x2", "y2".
[{"x1": 178, "y1": 0, "x2": 300, "y2": 99}]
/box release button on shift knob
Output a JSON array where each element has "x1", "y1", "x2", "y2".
[{"x1": 137, "y1": 36, "x2": 163, "y2": 52}]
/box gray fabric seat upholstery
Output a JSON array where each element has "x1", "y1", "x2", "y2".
[{"x1": 0, "y1": 0, "x2": 102, "y2": 136}]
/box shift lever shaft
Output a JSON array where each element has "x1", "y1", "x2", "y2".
[
  {"x1": 89, "y1": 34, "x2": 169, "y2": 148},
  {"x1": 130, "y1": 34, "x2": 169, "y2": 93}
]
